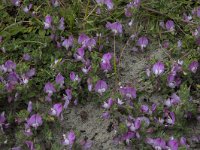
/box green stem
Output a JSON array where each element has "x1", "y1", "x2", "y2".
[
  {"x1": 18, "y1": 40, "x2": 46, "y2": 46},
  {"x1": 1, "y1": 21, "x2": 32, "y2": 32},
  {"x1": 84, "y1": 5, "x2": 98, "y2": 21},
  {"x1": 84, "y1": 0, "x2": 90, "y2": 19},
  {"x1": 113, "y1": 35, "x2": 117, "y2": 79}
]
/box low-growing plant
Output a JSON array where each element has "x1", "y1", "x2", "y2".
[{"x1": 0, "y1": 0, "x2": 200, "y2": 149}]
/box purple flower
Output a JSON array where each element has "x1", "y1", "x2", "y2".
[
  {"x1": 196, "y1": 37, "x2": 200, "y2": 46},
  {"x1": 0, "y1": 112, "x2": 6, "y2": 126},
  {"x1": 23, "y1": 4, "x2": 33, "y2": 13},
  {"x1": 177, "y1": 40, "x2": 182, "y2": 48},
  {"x1": 44, "y1": 15, "x2": 52, "y2": 29},
  {"x1": 11, "y1": 147, "x2": 21, "y2": 150},
  {"x1": 64, "y1": 89, "x2": 72, "y2": 101},
  {"x1": 146, "y1": 138, "x2": 167, "y2": 149},
  {"x1": 102, "y1": 111, "x2": 110, "y2": 119},
  {"x1": 165, "y1": 93, "x2": 180, "y2": 107},
  {"x1": 106, "y1": 22, "x2": 122, "y2": 34},
  {"x1": 166, "y1": 112, "x2": 175, "y2": 125},
  {"x1": 152, "y1": 61, "x2": 165, "y2": 76},
  {"x1": 62, "y1": 36, "x2": 74, "y2": 50},
  {"x1": 5, "y1": 82, "x2": 15, "y2": 92},
  {"x1": 74, "y1": 47, "x2": 85, "y2": 61},
  {"x1": 50, "y1": 103, "x2": 63, "y2": 117},
  {"x1": 159, "y1": 21, "x2": 165, "y2": 29},
  {"x1": 162, "y1": 40, "x2": 170, "y2": 49},
  {"x1": 129, "y1": 118, "x2": 141, "y2": 132},
  {"x1": 137, "y1": 36, "x2": 148, "y2": 50},
  {"x1": 167, "y1": 138, "x2": 179, "y2": 150},
  {"x1": 58, "y1": 17, "x2": 65, "y2": 30},
  {"x1": 102, "y1": 98, "x2": 114, "y2": 109},
  {"x1": 138, "y1": 116, "x2": 150, "y2": 127},
  {"x1": 104, "y1": 0, "x2": 114, "y2": 10},
  {"x1": 70, "y1": 72, "x2": 80, "y2": 82},
  {"x1": 102, "y1": 53, "x2": 112, "y2": 62},
  {"x1": 78, "y1": 34, "x2": 96, "y2": 50},
  {"x1": 26, "y1": 68, "x2": 36, "y2": 78},
  {"x1": 20, "y1": 75, "x2": 30, "y2": 84},
  {"x1": 96, "y1": 0, "x2": 104, "y2": 5},
  {"x1": 4, "y1": 60, "x2": 16, "y2": 72},
  {"x1": 101, "y1": 53, "x2": 112, "y2": 72},
  {"x1": 95, "y1": 80, "x2": 108, "y2": 95},
  {"x1": 166, "y1": 20, "x2": 175, "y2": 31},
  {"x1": 121, "y1": 131, "x2": 136, "y2": 143},
  {"x1": 96, "y1": 0, "x2": 114, "y2": 10},
  {"x1": 78, "y1": 34, "x2": 90, "y2": 45},
  {"x1": 84, "y1": 38, "x2": 96, "y2": 51},
  {"x1": 56, "y1": 73, "x2": 64, "y2": 86},
  {"x1": 197, "y1": 7, "x2": 200, "y2": 17},
  {"x1": 44, "y1": 82, "x2": 56, "y2": 95},
  {"x1": 119, "y1": 86, "x2": 136, "y2": 99},
  {"x1": 171, "y1": 62, "x2": 182, "y2": 73},
  {"x1": 188, "y1": 61, "x2": 199, "y2": 73},
  {"x1": 140, "y1": 105, "x2": 149, "y2": 113},
  {"x1": 51, "y1": 0, "x2": 60, "y2": 7},
  {"x1": 167, "y1": 73, "x2": 181, "y2": 88},
  {"x1": 62, "y1": 130, "x2": 76, "y2": 146},
  {"x1": 74, "y1": 99, "x2": 78, "y2": 106},
  {"x1": 117, "y1": 98, "x2": 124, "y2": 105},
  {"x1": 63, "y1": 89, "x2": 72, "y2": 109},
  {"x1": 133, "y1": 0, "x2": 141, "y2": 7},
  {"x1": 7, "y1": 72, "x2": 19, "y2": 83},
  {"x1": 23, "y1": 54, "x2": 31, "y2": 61},
  {"x1": 183, "y1": 13, "x2": 192, "y2": 22},
  {"x1": 81, "y1": 65, "x2": 92, "y2": 74},
  {"x1": 80, "y1": 139, "x2": 93, "y2": 150},
  {"x1": 27, "y1": 114, "x2": 43, "y2": 129},
  {"x1": 24, "y1": 123, "x2": 33, "y2": 136},
  {"x1": 12, "y1": 0, "x2": 21, "y2": 6},
  {"x1": 180, "y1": 137, "x2": 189, "y2": 148},
  {"x1": 146, "y1": 68, "x2": 151, "y2": 77},
  {"x1": 96, "y1": 7, "x2": 101, "y2": 14},
  {"x1": 125, "y1": 7, "x2": 132, "y2": 17},
  {"x1": 25, "y1": 141, "x2": 34, "y2": 150},
  {"x1": 87, "y1": 78, "x2": 93, "y2": 92},
  {"x1": 27, "y1": 101, "x2": 32, "y2": 113}
]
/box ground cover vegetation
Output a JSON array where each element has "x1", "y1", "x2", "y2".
[{"x1": 0, "y1": 0, "x2": 200, "y2": 149}]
